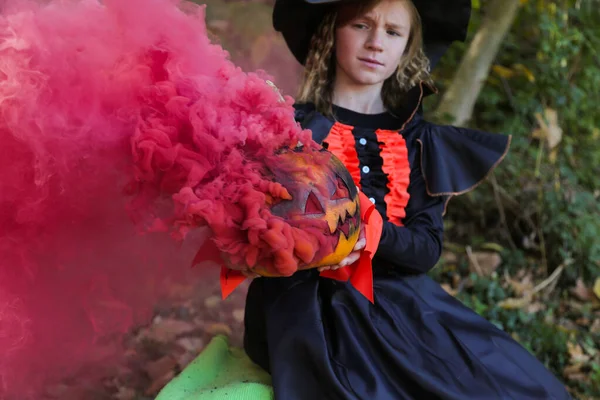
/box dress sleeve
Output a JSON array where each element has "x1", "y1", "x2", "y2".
[
  {"x1": 375, "y1": 163, "x2": 445, "y2": 274},
  {"x1": 374, "y1": 123, "x2": 511, "y2": 274}
]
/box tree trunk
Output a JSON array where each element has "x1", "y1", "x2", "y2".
[{"x1": 434, "y1": 0, "x2": 521, "y2": 126}]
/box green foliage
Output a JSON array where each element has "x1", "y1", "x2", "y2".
[{"x1": 428, "y1": 0, "x2": 600, "y2": 282}]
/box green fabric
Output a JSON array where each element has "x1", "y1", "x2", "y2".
[{"x1": 155, "y1": 335, "x2": 273, "y2": 400}]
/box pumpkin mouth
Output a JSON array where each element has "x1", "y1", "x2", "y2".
[{"x1": 335, "y1": 210, "x2": 356, "y2": 238}]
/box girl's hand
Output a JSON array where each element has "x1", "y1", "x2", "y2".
[{"x1": 318, "y1": 225, "x2": 366, "y2": 272}]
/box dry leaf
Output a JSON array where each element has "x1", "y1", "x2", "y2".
[
  {"x1": 468, "y1": 251, "x2": 502, "y2": 277},
  {"x1": 233, "y1": 309, "x2": 245, "y2": 323},
  {"x1": 441, "y1": 251, "x2": 458, "y2": 264},
  {"x1": 525, "y1": 302, "x2": 546, "y2": 313},
  {"x1": 563, "y1": 363, "x2": 588, "y2": 383},
  {"x1": 571, "y1": 279, "x2": 591, "y2": 302},
  {"x1": 513, "y1": 63, "x2": 536, "y2": 82},
  {"x1": 506, "y1": 273, "x2": 534, "y2": 297},
  {"x1": 492, "y1": 65, "x2": 515, "y2": 79},
  {"x1": 498, "y1": 295, "x2": 532, "y2": 310},
  {"x1": 441, "y1": 283, "x2": 457, "y2": 297},
  {"x1": 590, "y1": 319, "x2": 600, "y2": 334},
  {"x1": 204, "y1": 295, "x2": 221, "y2": 309},
  {"x1": 531, "y1": 108, "x2": 563, "y2": 150},
  {"x1": 567, "y1": 342, "x2": 591, "y2": 364}
]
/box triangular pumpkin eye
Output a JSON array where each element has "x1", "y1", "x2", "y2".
[
  {"x1": 305, "y1": 191, "x2": 325, "y2": 214},
  {"x1": 331, "y1": 175, "x2": 350, "y2": 200}
]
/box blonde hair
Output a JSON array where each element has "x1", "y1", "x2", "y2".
[{"x1": 296, "y1": 0, "x2": 433, "y2": 116}]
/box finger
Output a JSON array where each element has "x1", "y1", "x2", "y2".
[
  {"x1": 318, "y1": 266, "x2": 331, "y2": 272},
  {"x1": 339, "y1": 251, "x2": 361, "y2": 267},
  {"x1": 359, "y1": 224, "x2": 366, "y2": 240},
  {"x1": 354, "y1": 237, "x2": 367, "y2": 251}
]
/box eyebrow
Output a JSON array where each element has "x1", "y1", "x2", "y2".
[{"x1": 360, "y1": 14, "x2": 408, "y2": 32}]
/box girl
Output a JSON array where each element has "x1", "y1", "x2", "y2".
[{"x1": 243, "y1": 0, "x2": 572, "y2": 398}]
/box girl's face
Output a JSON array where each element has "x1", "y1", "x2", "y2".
[{"x1": 335, "y1": 0, "x2": 411, "y2": 88}]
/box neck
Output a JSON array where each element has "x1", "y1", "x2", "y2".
[{"x1": 332, "y1": 73, "x2": 386, "y2": 115}]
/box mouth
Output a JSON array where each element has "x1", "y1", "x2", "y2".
[
  {"x1": 335, "y1": 210, "x2": 359, "y2": 239},
  {"x1": 358, "y1": 57, "x2": 383, "y2": 68}
]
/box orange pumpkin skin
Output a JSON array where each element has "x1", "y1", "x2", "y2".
[{"x1": 253, "y1": 147, "x2": 361, "y2": 277}]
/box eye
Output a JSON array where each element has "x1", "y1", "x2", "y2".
[
  {"x1": 331, "y1": 175, "x2": 350, "y2": 200},
  {"x1": 353, "y1": 23, "x2": 369, "y2": 30},
  {"x1": 305, "y1": 191, "x2": 325, "y2": 214},
  {"x1": 387, "y1": 30, "x2": 401, "y2": 37}
]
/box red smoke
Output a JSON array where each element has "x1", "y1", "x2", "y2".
[{"x1": 0, "y1": 0, "x2": 317, "y2": 398}]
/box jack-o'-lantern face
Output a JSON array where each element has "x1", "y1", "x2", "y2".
[{"x1": 258, "y1": 147, "x2": 361, "y2": 276}]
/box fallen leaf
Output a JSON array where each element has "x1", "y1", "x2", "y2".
[
  {"x1": 492, "y1": 64, "x2": 515, "y2": 79},
  {"x1": 441, "y1": 251, "x2": 458, "y2": 264},
  {"x1": 506, "y1": 273, "x2": 534, "y2": 297},
  {"x1": 567, "y1": 342, "x2": 591, "y2": 364},
  {"x1": 590, "y1": 319, "x2": 600, "y2": 334},
  {"x1": 480, "y1": 242, "x2": 505, "y2": 253},
  {"x1": 563, "y1": 363, "x2": 588, "y2": 383},
  {"x1": 571, "y1": 279, "x2": 591, "y2": 302},
  {"x1": 498, "y1": 295, "x2": 532, "y2": 310},
  {"x1": 204, "y1": 295, "x2": 221, "y2": 309},
  {"x1": 525, "y1": 302, "x2": 545, "y2": 313},
  {"x1": 593, "y1": 278, "x2": 600, "y2": 300},
  {"x1": 513, "y1": 63, "x2": 536, "y2": 82},
  {"x1": 575, "y1": 317, "x2": 590, "y2": 327},
  {"x1": 441, "y1": 283, "x2": 457, "y2": 296},
  {"x1": 531, "y1": 108, "x2": 562, "y2": 150},
  {"x1": 468, "y1": 251, "x2": 502, "y2": 277},
  {"x1": 233, "y1": 309, "x2": 245, "y2": 323}
]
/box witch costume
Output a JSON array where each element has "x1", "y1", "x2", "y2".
[{"x1": 242, "y1": 0, "x2": 572, "y2": 399}]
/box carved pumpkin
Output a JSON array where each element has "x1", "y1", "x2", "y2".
[{"x1": 254, "y1": 146, "x2": 361, "y2": 276}]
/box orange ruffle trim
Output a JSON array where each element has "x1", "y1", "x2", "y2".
[
  {"x1": 325, "y1": 122, "x2": 362, "y2": 188},
  {"x1": 324, "y1": 123, "x2": 410, "y2": 227},
  {"x1": 374, "y1": 129, "x2": 410, "y2": 226}
]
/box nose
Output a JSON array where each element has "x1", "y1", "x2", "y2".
[{"x1": 366, "y1": 29, "x2": 384, "y2": 52}]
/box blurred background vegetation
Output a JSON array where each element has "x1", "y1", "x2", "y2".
[{"x1": 199, "y1": 0, "x2": 599, "y2": 397}]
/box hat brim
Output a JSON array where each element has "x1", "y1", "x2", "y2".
[{"x1": 273, "y1": 0, "x2": 472, "y2": 69}]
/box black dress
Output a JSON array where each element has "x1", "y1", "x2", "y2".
[{"x1": 243, "y1": 86, "x2": 571, "y2": 400}]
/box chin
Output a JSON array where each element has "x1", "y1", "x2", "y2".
[
  {"x1": 347, "y1": 68, "x2": 390, "y2": 87},
  {"x1": 351, "y1": 75, "x2": 386, "y2": 86}
]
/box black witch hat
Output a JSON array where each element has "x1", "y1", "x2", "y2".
[{"x1": 272, "y1": 0, "x2": 472, "y2": 70}]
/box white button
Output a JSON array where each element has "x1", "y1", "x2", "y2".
[
  {"x1": 369, "y1": 197, "x2": 376, "y2": 204},
  {"x1": 359, "y1": 138, "x2": 367, "y2": 145},
  {"x1": 362, "y1": 166, "x2": 370, "y2": 173}
]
